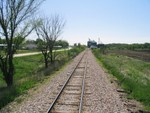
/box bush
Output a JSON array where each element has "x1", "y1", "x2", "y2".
[{"x1": 68, "y1": 46, "x2": 86, "y2": 58}]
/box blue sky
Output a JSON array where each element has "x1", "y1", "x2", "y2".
[{"x1": 37, "y1": 0, "x2": 150, "y2": 45}]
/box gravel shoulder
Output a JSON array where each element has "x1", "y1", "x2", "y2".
[{"x1": 83, "y1": 49, "x2": 128, "y2": 113}]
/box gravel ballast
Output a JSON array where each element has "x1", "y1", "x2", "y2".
[
  {"x1": 83, "y1": 49, "x2": 128, "y2": 113},
  {"x1": 0, "y1": 49, "x2": 128, "y2": 113}
]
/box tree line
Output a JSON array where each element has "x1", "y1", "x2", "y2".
[
  {"x1": 105, "y1": 43, "x2": 150, "y2": 50},
  {"x1": 0, "y1": 38, "x2": 69, "y2": 50},
  {"x1": 0, "y1": 0, "x2": 66, "y2": 87}
]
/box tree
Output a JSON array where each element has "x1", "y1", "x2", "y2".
[
  {"x1": 77, "y1": 43, "x2": 81, "y2": 47},
  {"x1": 0, "y1": 37, "x2": 6, "y2": 43},
  {"x1": 74, "y1": 43, "x2": 77, "y2": 47},
  {"x1": 55, "y1": 40, "x2": 69, "y2": 49},
  {"x1": 0, "y1": 0, "x2": 43, "y2": 87},
  {"x1": 36, "y1": 37, "x2": 49, "y2": 68},
  {"x1": 35, "y1": 15, "x2": 65, "y2": 67},
  {"x1": 13, "y1": 35, "x2": 25, "y2": 50}
]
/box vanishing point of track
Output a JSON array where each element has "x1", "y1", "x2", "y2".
[{"x1": 46, "y1": 50, "x2": 88, "y2": 113}]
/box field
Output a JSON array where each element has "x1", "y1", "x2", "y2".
[
  {"x1": 93, "y1": 49, "x2": 150, "y2": 110},
  {"x1": 108, "y1": 50, "x2": 150, "y2": 62},
  {"x1": 0, "y1": 47, "x2": 85, "y2": 109}
]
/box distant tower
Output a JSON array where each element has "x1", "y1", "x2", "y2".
[{"x1": 98, "y1": 38, "x2": 100, "y2": 44}]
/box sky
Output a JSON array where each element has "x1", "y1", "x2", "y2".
[{"x1": 32, "y1": 0, "x2": 150, "y2": 45}]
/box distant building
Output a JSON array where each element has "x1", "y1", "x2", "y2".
[
  {"x1": 0, "y1": 44, "x2": 7, "y2": 47},
  {"x1": 25, "y1": 44, "x2": 37, "y2": 50},
  {"x1": 87, "y1": 39, "x2": 97, "y2": 48},
  {"x1": 0, "y1": 44, "x2": 15, "y2": 49}
]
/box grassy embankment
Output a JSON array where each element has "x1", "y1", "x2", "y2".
[
  {"x1": 92, "y1": 48, "x2": 150, "y2": 110},
  {"x1": 0, "y1": 46, "x2": 85, "y2": 109}
]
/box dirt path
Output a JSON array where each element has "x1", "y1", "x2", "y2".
[
  {"x1": 14, "y1": 52, "x2": 42, "y2": 57},
  {"x1": 14, "y1": 48, "x2": 70, "y2": 58},
  {"x1": 0, "y1": 49, "x2": 130, "y2": 113}
]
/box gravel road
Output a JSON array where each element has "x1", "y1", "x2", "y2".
[
  {"x1": 14, "y1": 52, "x2": 41, "y2": 57},
  {"x1": 14, "y1": 48, "x2": 71, "y2": 58},
  {"x1": 0, "y1": 49, "x2": 128, "y2": 113}
]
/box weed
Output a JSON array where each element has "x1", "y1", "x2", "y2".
[{"x1": 93, "y1": 48, "x2": 150, "y2": 110}]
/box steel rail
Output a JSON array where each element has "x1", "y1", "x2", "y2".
[
  {"x1": 46, "y1": 51, "x2": 86, "y2": 113},
  {"x1": 79, "y1": 56, "x2": 87, "y2": 113}
]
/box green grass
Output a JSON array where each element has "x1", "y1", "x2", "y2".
[
  {"x1": 0, "y1": 54, "x2": 44, "y2": 108},
  {"x1": 0, "y1": 46, "x2": 85, "y2": 109},
  {"x1": 92, "y1": 49, "x2": 150, "y2": 110}
]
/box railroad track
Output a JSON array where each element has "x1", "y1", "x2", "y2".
[{"x1": 46, "y1": 50, "x2": 88, "y2": 113}]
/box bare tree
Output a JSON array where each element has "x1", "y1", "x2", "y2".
[
  {"x1": 36, "y1": 36, "x2": 49, "y2": 68},
  {"x1": 35, "y1": 15, "x2": 65, "y2": 68},
  {"x1": 35, "y1": 18, "x2": 49, "y2": 68},
  {"x1": 0, "y1": 0, "x2": 43, "y2": 87}
]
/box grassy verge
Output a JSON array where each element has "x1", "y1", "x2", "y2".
[
  {"x1": 92, "y1": 48, "x2": 150, "y2": 111},
  {"x1": 0, "y1": 54, "x2": 44, "y2": 108},
  {"x1": 0, "y1": 46, "x2": 85, "y2": 109}
]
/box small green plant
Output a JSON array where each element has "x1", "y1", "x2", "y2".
[
  {"x1": 68, "y1": 46, "x2": 86, "y2": 58},
  {"x1": 92, "y1": 48, "x2": 150, "y2": 110}
]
